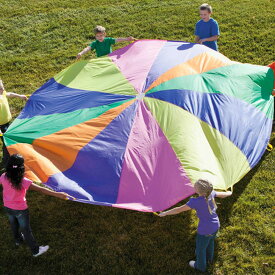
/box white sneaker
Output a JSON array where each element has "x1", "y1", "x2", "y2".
[
  {"x1": 33, "y1": 245, "x2": 49, "y2": 257},
  {"x1": 189, "y1": 260, "x2": 195, "y2": 269}
]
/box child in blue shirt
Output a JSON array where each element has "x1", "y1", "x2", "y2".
[
  {"x1": 159, "y1": 179, "x2": 232, "y2": 272},
  {"x1": 76, "y1": 25, "x2": 135, "y2": 59},
  {"x1": 195, "y1": 3, "x2": 220, "y2": 51}
]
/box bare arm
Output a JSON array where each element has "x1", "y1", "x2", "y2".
[
  {"x1": 76, "y1": 46, "x2": 92, "y2": 59},
  {"x1": 215, "y1": 191, "x2": 232, "y2": 198},
  {"x1": 115, "y1": 37, "x2": 136, "y2": 43},
  {"x1": 198, "y1": 35, "x2": 219, "y2": 44},
  {"x1": 158, "y1": 204, "x2": 191, "y2": 217},
  {"x1": 29, "y1": 182, "x2": 74, "y2": 200},
  {"x1": 6, "y1": 92, "x2": 27, "y2": 101},
  {"x1": 195, "y1": 35, "x2": 200, "y2": 43}
]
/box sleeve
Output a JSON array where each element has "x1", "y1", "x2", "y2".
[
  {"x1": 186, "y1": 197, "x2": 196, "y2": 209},
  {"x1": 22, "y1": 177, "x2": 32, "y2": 190},
  {"x1": 212, "y1": 190, "x2": 217, "y2": 198},
  {"x1": 109, "y1": 37, "x2": 116, "y2": 45},
  {"x1": 89, "y1": 41, "x2": 96, "y2": 49},
  {"x1": 211, "y1": 20, "x2": 220, "y2": 36},
  {"x1": 0, "y1": 174, "x2": 3, "y2": 185}
]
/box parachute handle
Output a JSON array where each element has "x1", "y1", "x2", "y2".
[{"x1": 267, "y1": 143, "x2": 273, "y2": 152}]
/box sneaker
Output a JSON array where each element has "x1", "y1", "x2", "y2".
[
  {"x1": 33, "y1": 245, "x2": 49, "y2": 257},
  {"x1": 189, "y1": 260, "x2": 195, "y2": 269}
]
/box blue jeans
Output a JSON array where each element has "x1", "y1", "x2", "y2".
[
  {"x1": 5, "y1": 207, "x2": 39, "y2": 254},
  {"x1": 195, "y1": 231, "x2": 218, "y2": 272}
]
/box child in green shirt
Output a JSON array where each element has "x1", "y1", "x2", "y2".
[
  {"x1": 76, "y1": 25, "x2": 135, "y2": 59},
  {"x1": 0, "y1": 79, "x2": 27, "y2": 165}
]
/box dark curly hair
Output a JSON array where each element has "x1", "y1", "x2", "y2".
[{"x1": 5, "y1": 154, "x2": 25, "y2": 190}]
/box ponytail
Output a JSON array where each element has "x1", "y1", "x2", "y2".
[
  {"x1": 205, "y1": 196, "x2": 218, "y2": 215},
  {"x1": 5, "y1": 154, "x2": 25, "y2": 190}
]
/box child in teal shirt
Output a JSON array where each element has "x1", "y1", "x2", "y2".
[{"x1": 76, "y1": 25, "x2": 135, "y2": 59}]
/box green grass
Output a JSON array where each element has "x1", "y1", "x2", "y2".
[{"x1": 0, "y1": 0, "x2": 274, "y2": 274}]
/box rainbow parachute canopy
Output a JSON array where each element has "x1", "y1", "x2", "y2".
[{"x1": 4, "y1": 40, "x2": 274, "y2": 212}]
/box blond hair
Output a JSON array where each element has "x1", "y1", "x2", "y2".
[
  {"x1": 199, "y1": 3, "x2": 212, "y2": 13},
  {"x1": 94, "y1": 25, "x2": 106, "y2": 34},
  {"x1": 194, "y1": 179, "x2": 217, "y2": 214}
]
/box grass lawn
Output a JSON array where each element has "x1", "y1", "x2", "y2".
[{"x1": 0, "y1": 0, "x2": 274, "y2": 274}]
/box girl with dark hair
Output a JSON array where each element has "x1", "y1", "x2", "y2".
[
  {"x1": 0, "y1": 154, "x2": 73, "y2": 257},
  {"x1": 158, "y1": 179, "x2": 232, "y2": 272}
]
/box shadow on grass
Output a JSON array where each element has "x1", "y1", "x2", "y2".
[{"x1": 218, "y1": 135, "x2": 275, "y2": 226}]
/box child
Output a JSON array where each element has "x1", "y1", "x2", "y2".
[
  {"x1": 159, "y1": 179, "x2": 232, "y2": 272},
  {"x1": 0, "y1": 154, "x2": 73, "y2": 257},
  {"x1": 0, "y1": 79, "x2": 27, "y2": 165},
  {"x1": 194, "y1": 3, "x2": 220, "y2": 51},
  {"x1": 76, "y1": 25, "x2": 135, "y2": 59}
]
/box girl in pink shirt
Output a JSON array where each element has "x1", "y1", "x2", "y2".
[{"x1": 0, "y1": 154, "x2": 72, "y2": 257}]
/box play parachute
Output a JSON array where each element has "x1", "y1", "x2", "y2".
[{"x1": 4, "y1": 40, "x2": 274, "y2": 212}]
